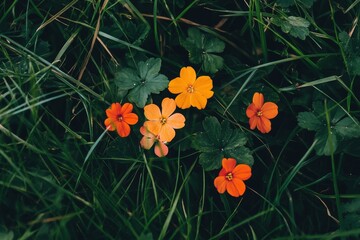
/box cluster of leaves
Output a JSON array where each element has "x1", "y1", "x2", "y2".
[
  {"x1": 181, "y1": 27, "x2": 225, "y2": 74},
  {"x1": 114, "y1": 58, "x2": 169, "y2": 108},
  {"x1": 297, "y1": 101, "x2": 360, "y2": 156},
  {"x1": 192, "y1": 117, "x2": 253, "y2": 171}
]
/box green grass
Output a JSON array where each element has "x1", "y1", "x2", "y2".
[{"x1": 1, "y1": 0, "x2": 360, "y2": 239}]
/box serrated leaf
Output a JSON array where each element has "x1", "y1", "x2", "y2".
[
  {"x1": 334, "y1": 117, "x2": 360, "y2": 139},
  {"x1": 114, "y1": 58, "x2": 169, "y2": 108},
  {"x1": 314, "y1": 128, "x2": 337, "y2": 156},
  {"x1": 339, "y1": 31, "x2": 360, "y2": 76},
  {"x1": 202, "y1": 116, "x2": 222, "y2": 143},
  {"x1": 181, "y1": 27, "x2": 225, "y2": 74},
  {"x1": 272, "y1": 16, "x2": 310, "y2": 40},
  {"x1": 199, "y1": 151, "x2": 224, "y2": 171},
  {"x1": 203, "y1": 53, "x2": 224, "y2": 74},
  {"x1": 192, "y1": 117, "x2": 252, "y2": 171},
  {"x1": 225, "y1": 146, "x2": 254, "y2": 166},
  {"x1": 192, "y1": 132, "x2": 216, "y2": 152},
  {"x1": 297, "y1": 112, "x2": 322, "y2": 131},
  {"x1": 115, "y1": 68, "x2": 140, "y2": 90}
]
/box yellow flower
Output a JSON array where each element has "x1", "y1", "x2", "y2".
[{"x1": 168, "y1": 66, "x2": 214, "y2": 109}]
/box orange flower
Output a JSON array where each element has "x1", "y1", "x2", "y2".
[
  {"x1": 214, "y1": 158, "x2": 252, "y2": 197},
  {"x1": 104, "y1": 102, "x2": 138, "y2": 137},
  {"x1": 140, "y1": 126, "x2": 169, "y2": 157},
  {"x1": 144, "y1": 98, "x2": 185, "y2": 142},
  {"x1": 168, "y1": 66, "x2": 214, "y2": 109},
  {"x1": 246, "y1": 92, "x2": 278, "y2": 133}
]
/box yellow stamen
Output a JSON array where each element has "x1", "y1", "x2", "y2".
[
  {"x1": 226, "y1": 172, "x2": 233, "y2": 181},
  {"x1": 117, "y1": 115, "x2": 123, "y2": 121},
  {"x1": 160, "y1": 117, "x2": 167, "y2": 125},
  {"x1": 187, "y1": 85, "x2": 194, "y2": 93},
  {"x1": 257, "y1": 111, "x2": 262, "y2": 117}
]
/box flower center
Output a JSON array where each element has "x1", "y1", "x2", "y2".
[
  {"x1": 187, "y1": 85, "x2": 194, "y2": 93},
  {"x1": 117, "y1": 115, "x2": 123, "y2": 121},
  {"x1": 225, "y1": 172, "x2": 233, "y2": 181},
  {"x1": 160, "y1": 117, "x2": 167, "y2": 125},
  {"x1": 257, "y1": 110, "x2": 263, "y2": 117}
]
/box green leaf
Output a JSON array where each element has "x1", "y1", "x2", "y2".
[
  {"x1": 203, "y1": 54, "x2": 224, "y2": 74},
  {"x1": 114, "y1": 68, "x2": 140, "y2": 90},
  {"x1": 297, "y1": 112, "x2": 322, "y2": 131},
  {"x1": 314, "y1": 128, "x2": 338, "y2": 156},
  {"x1": 199, "y1": 151, "x2": 224, "y2": 171},
  {"x1": 272, "y1": 16, "x2": 310, "y2": 40},
  {"x1": 225, "y1": 146, "x2": 254, "y2": 166},
  {"x1": 202, "y1": 116, "x2": 222, "y2": 142},
  {"x1": 339, "y1": 31, "x2": 360, "y2": 76},
  {"x1": 114, "y1": 58, "x2": 169, "y2": 108},
  {"x1": 334, "y1": 117, "x2": 360, "y2": 139},
  {"x1": 192, "y1": 117, "x2": 252, "y2": 171},
  {"x1": 342, "y1": 199, "x2": 360, "y2": 230},
  {"x1": 181, "y1": 27, "x2": 225, "y2": 74}
]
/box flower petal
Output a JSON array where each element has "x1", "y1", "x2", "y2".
[
  {"x1": 144, "y1": 104, "x2": 161, "y2": 120},
  {"x1": 104, "y1": 118, "x2": 116, "y2": 131},
  {"x1": 116, "y1": 121, "x2": 130, "y2": 137},
  {"x1": 257, "y1": 116, "x2": 271, "y2": 133},
  {"x1": 154, "y1": 142, "x2": 169, "y2": 157},
  {"x1": 262, "y1": 102, "x2": 278, "y2": 119},
  {"x1": 159, "y1": 123, "x2": 176, "y2": 142},
  {"x1": 161, "y1": 98, "x2": 176, "y2": 118},
  {"x1": 191, "y1": 92, "x2": 208, "y2": 109},
  {"x1": 193, "y1": 76, "x2": 214, "y2": 98},
  {"x1": 175, "y1": 92, "x2": 191, "y2": 109},
  {"x1": 106, "y1": 103, "x2": 121, "y2": 118},
  {"x1": 167, "y1": 113, "x2": 185, "y2": 129},
  {"x1": 232, "y1": 164, "x2": 252, "y2": 180},
  {"x1": 144, "y1": 121, "x2": 161, "y2": 136},
  {"x1": 226, "y1": 181, "x2": 241, "y2": 197},
  {"x1": 123, "y1": 113, "x2": 138, "y2": 125},
  {"x1": 180, "y1": 66, "x2": 196, "y2": 84},
  {"x1": 120, "y1": 103, "x2": 133, "y2": 114},
  {"x1": 214, "y1": 176, "x2": 227, "y2": 194},
  {"x1": 249, "y1": 116, "x2": 258, "y2": 130},
  {"x1": 218, "y1": 168, "x2": 227, "y2": 176},
  {"x1": 222, "y1": 158, "x2": 237, "y2": 172},
  {"x1": 252, "y1": 92, "x2": 264, "y2": 109},
  {"x1": 231, "y1": 178, "x2": 246, "y2": 196},
  {"x1": 168, "y1": 77, "x2": 188, "y2": 94},
  {"x1": 246, "y1": 103, "x2": 258, "y2": 118},
  {"x1": 140, "y1": 127, "x2": 155, "y2": 149}
]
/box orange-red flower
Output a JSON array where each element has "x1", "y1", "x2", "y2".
[
  {"x1": 104, "y1": 102, "x2": 138, "y2": 137},
  {"x1": 246, "y1": 92, "x2": 278, "y2": 133},
  {"x1": 140, "y1": 126, "x2": 169, "y2": 157},
  {"x1": 214, "y1": 158, "x2": 252, "y2": 197},
  {"x1": 168, "y1": 66, "x2": 214, "y2": 109},
  {"x1": 144, "y1": 98, "x2": 185, "y2": 142}
]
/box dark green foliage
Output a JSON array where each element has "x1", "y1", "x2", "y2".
[
  {"x1": 192, "y1": 116, "x2": 253, "y2": 171},
  {"x1": 1, "y1": 0, "x2": 360, "y2": 239},
  {"x1": 297, "y1": 101, "x2": 360, "y2": 156},
  {"x1": 271, "y1": 16, "x2": 310, "y2": 40},
  {"x1": 114, "y1": 58, "x2": 169, "y2": 108},
  {"x1": 181, "y1": 27, "x2": 225, "y2": 74}
]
